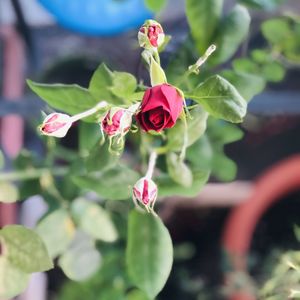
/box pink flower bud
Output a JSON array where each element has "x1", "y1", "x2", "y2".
[
  {"x1": 101, "y1": 107, "x2": 132, "y2": 137},
  {"x1": 133, "y1": 177, "x2": 158, "y2": 212},
  {"x1": 39, "y1": 113, "x2": 72, "y2": 138},
  {"x1": 138, "y1": 20, "x2": 164, "y2": 49}
]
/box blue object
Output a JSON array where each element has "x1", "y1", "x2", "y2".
[{"x1": 38, "y1": 0, "x2": 153, "y2": 36}]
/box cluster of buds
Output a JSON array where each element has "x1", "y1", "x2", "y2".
[{"x1": 138, "y1": 19, "x2": 165, "y2": 50}]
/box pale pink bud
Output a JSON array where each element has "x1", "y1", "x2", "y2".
[
  {"x1": 39, "y1": 113, "x2": 72, "y2": 138},
  {"x1": 101, "y1": 107, "x2": 132, "y2": 137},
  {"x1": 133, "y1": 177, "x2": 158, "y2": 211},
  {"x1": 138, "y1": 20, "x2": 164, "y2": 49}
]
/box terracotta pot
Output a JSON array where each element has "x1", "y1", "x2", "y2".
[{"x1": 221, "y1": 155, "x2": 300, "y2": 299}]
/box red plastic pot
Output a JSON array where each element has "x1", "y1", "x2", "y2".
[{"x1": 222, "y1": 155, "x2": 300, "y2": 299}]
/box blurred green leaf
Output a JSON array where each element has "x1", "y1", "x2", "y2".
[
  {"x1": 126, "y1": 289, "x2": 151, "y2": 300},
  {"x1": 72, "y1": 166, "x2": 140, "y2": 200},
  {"x1": 166, "y1": 152, "x2": 193, "y2": 187},
  {"x1": 27, "y1": 80, "x2": 100, "y2": 122},
  {"x1": 167, "y1": 106, "x2": 208, "y2": 151},
  {"x1": 233, "y1": 58, "x2": 260, "y2": 74},
  {"x1": 262, "y1": 62, "x2": 285, "y2": 82},
  {"x1": 186, "y1": 0, "x2": 223, "y2": 54},
  {"x1": 211, "y1": 5, "x2": 250, "y2": 65},
  {"x1": 0, "y1": 225, "x2": 53, "y2": 273},
  {"x1": 262, "y1": 18, "x2": 292, "y2": 45},
  {"x1": 188, "y1": 75, "x2": 247, "y2": 123},
  {"x1": 0, "y1": 257, "x2": 29, "y2": 299},
  {"x1": 126, "y1": 210, "x2": 173, "y2": 299},
  {"x1": 251, "y1": 49, "x2": 270, "y2": 64},
  {"x1": 71, "y1": 198, "x2": 118, "y2": 242},
  {"x1": 36, "y1": 209, "x2": 75, "y2": 258},
  {"x1": 0, "y1": 182, "x2": 19, "y2": 203},
  {"x1": 221, "y1": 69, "x2": 266, "y2": 102},
  {"x1": 85, "y1": 139, "x2": 121, "y2": 172},
  {"x1": 110, "y1": 72, "x2": 137, "y2": 101},
  {"x1": 144, "y1": 0, "x2": 166, "y2": 12},
  {"x1": 59, "y1": 231, "x2": 101, "y2": 281},
  {"x1": 157, "y1": 170, "x2": 210, "y2": 197},
  {"x1": 79, "y1": 122, "x2": 103, "y2": 155}
]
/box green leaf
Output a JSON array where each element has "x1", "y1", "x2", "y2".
[
  {"x1": 167, "y1": 106, "x2": 208, "y2": 151},
  {"x1": 144, "y1": 0, "x2": 166, "y2": 12},
  {"x1": 88, "y1": 63, "x2": 116, "y2": 102},
  {"x1": 150, "y1": 56, "x2": 167, "y2": 86},
  {"x1": 186, "y1": 0, "x2": 223, "y2": 54},
  {"x1": 0, "y1": 257, "x2": 29, "y2": 299},
  {"x1": 59, "y1": 231, "x2": 101, "y2": 281},
  {"x1": 79, "y1": 122, "x2": 103, "y2": 155},
  {"x1": 166, "y1": 152, "x2": 193, "y2": 187},
  {"x1": 221, "y1": 69, "x2": 266, "y2": 102},
  {"x1": 232, "y1": 58, "x2": 260, "y2": 74},
  {"x1": 157, "y1": 170, "x2": 210, "y2": 197},
  {"x1": 262, "y1": 18, "x2": 292, "y2": 45},
  {"x1": 251, "y1": 49, "x2": 270, "y2": 64},
  {"x1": 0, "y1": 225, "x2": 53, "y2": 273},
  {"x1": 27, "y1": 80, "x2": 99, "y2": 121},
  {"x1": 85, "y1": 139, "x2": 121, "y2": 172},
  {"x1": 188, "y1": 75, "x2": 247, "y2": 123},
  {"x1": 110, "y1": 72, "x2": 137, "y2": 101},
  {"x1": 126, "y1": 210, "x2": 173, "y2": 299},
  {"x1": 0, "y1": 182, "x2": 19, "y2": 203},
  {"x1": 212, "y1": 153, "x2": 237, "y2": 181},
  {"x1": 72, "y1": 166, "x2": 140, "y2": 200},
  {"x1": 126, "y1": 289, "x2": 151, "y2": 300},
  {"x1": 210, "y1": 5, "x2": 250, "y2": 65},
  {"x1": 261, "y1": 62, "x2": 285, "y2": 82},
  {"x1": 36, "y1": 209, "x2": 75, "y2": 258},
  {"x1": 71, "y1": 198, "x2": 118, "y2": 242}
]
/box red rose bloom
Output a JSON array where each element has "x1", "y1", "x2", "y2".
[{"x1": 136, "y1": 84, "x2": 183, "y2": 132}]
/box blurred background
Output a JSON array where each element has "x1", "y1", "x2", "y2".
[{"x1": 0, "y1": 0, "x2": 300, "y2": 299}]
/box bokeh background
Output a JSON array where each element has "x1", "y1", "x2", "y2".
[{"x1": 0, "y1": 0, "x2": 300, "y2": 299}]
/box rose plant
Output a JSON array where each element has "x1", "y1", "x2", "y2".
[{"x1": 0, "y1": 0, "x2": 298, "y2": 297}]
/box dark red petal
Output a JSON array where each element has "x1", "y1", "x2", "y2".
[
  {"x1": 142, "y1": 85, "x2": 171, "y2": 112},
  {"x1": 161, "y1": 84, "x2": 183, "y2": 122}
]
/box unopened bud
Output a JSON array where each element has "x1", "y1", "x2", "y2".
[
  {"x1": 101, "y1": 107, "x2": 132, "y2": 137},
  {"x1": 39, "y1": 113, "x2": 72, "y2": 138},
  {"x1": 133, "y1": 177, "x2": 158, "y2": 213},
  {"x1": 138, "y1": 19, "x2": 165, "y2": 49}
]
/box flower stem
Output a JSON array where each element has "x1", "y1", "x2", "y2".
[
  {"x1": 145, "y1": 151, "x2": 158, "y2": 179},
  {"x1": 0, "y1": 167, "x2": 68, "y2": 182},
  {"x1": 70, "y1": 101, "x2": 108, "y2": 122}
]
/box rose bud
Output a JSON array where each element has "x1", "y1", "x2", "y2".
[
  {"x1": 101, "y1": 107, "x2": 132, "y2": 137},
  {"x1": 39, "y1": 113, "x2": 72, "y2": 138},
  {"x1": 133, "y1": 177, "x2": 158, "y2": 212},
  {"x1": 138, "y1": 19, "x2": 164, "y2": 49},
  {"x1": 136, "y1": 84, "x2": 183, "y2": 132}
]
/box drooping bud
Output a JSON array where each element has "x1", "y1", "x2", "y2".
[
  {"x1": 39, "y1": 113, "x2": 72, "y2": 138},
  {"x1": 101, "y1": 107, "x2": 132, "y2": 137},
  {"x1": 133, "y1": 177, "x2": 158, "y2": 213},
  {"x1": 138, "y1": 19, "x2": 164, "y2": 49}
]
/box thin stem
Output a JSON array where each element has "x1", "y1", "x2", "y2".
[
  {"x1": 145, "y1": 151, "x2": 158, "y2": 179},
  {"x1": 70, "y1": 101, "x2": 108, "y2": 122},
  {"x1": 179, "y1": 116, "x2": 188, "y2": 161},
  {"x1": 0, "y1": 167, "x2": 68, "y2": 182}
]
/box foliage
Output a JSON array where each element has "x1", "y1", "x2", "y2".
[{"x1": 0, "y1": 0, "x2": 299, "y2": 298}]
